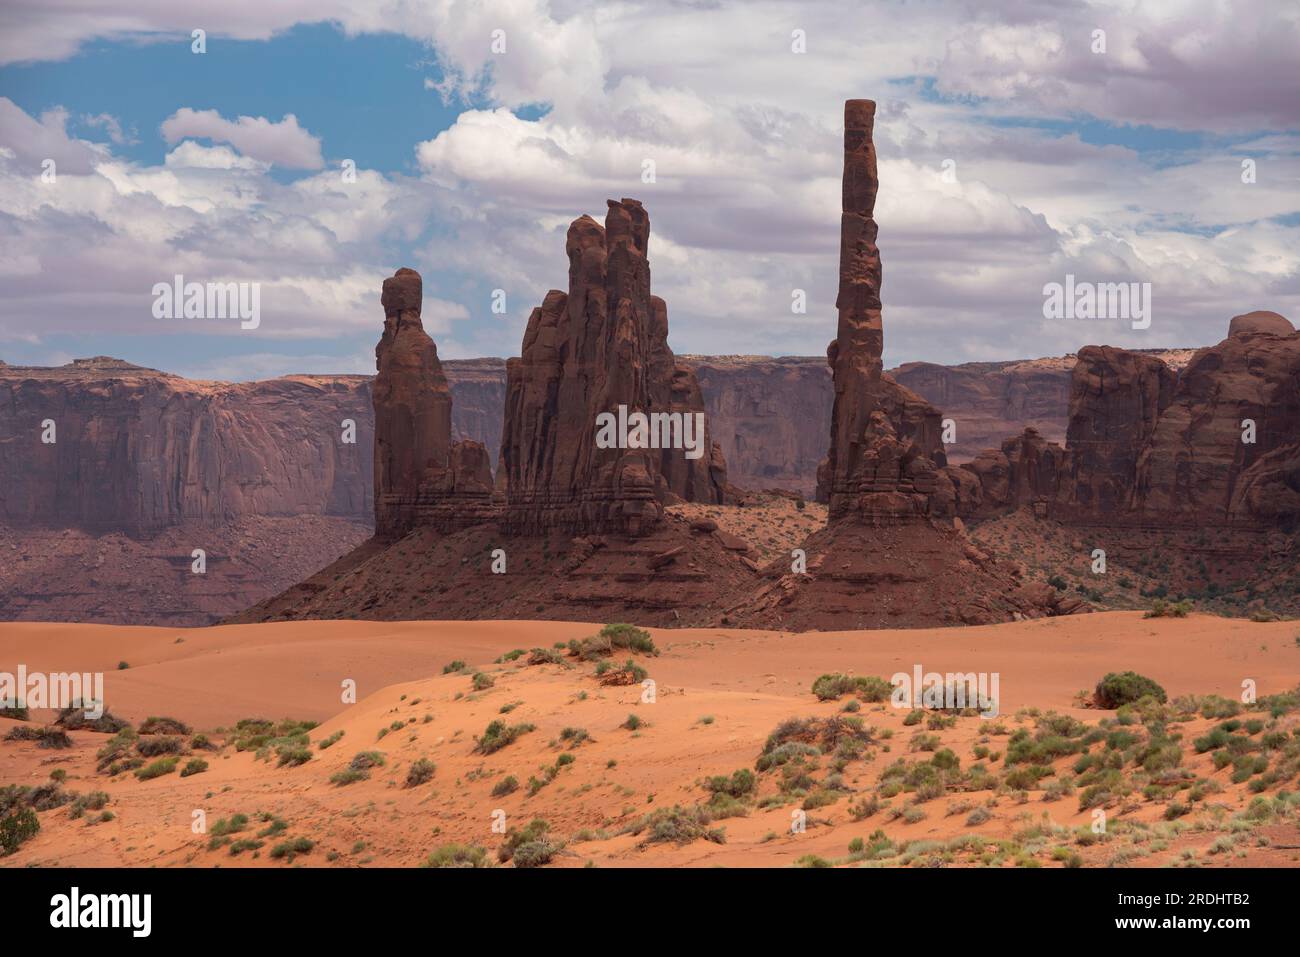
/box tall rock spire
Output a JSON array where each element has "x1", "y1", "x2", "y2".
[
  {"x1": 372, "y1": 267, "x2": 493, "y2": 540},
  {"x1": 500, "y1": 198, "x2": 728, "y2": 536}
]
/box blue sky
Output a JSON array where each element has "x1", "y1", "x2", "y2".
[{"x1": 0, "y1": 1, "x2": 1297, "y2": 379}]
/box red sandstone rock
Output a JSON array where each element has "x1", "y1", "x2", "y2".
[
  {"x1": 1134, "y1": 315, "x2": 1300, "y2": 528},
  {"x1": 1054, "y1": 345, "x2": 1176, "y2": 520},
  {"x1": 500, "y1": 199, "x2": 726, "y2": 536},
  {"x1": 372, "y1": 267, "x2": 495, "y2": 540},
  {"x1": 0, "y1": 357, "x2": 372, "y2": 534}
]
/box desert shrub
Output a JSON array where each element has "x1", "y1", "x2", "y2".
[
  {"x1": 405, "y1": 758, "x2": 436, "y2": 787},
  {"x1": 472, "y1": 672, "x2": 495, "y2": 691},
  {"x1": 1144, "y1": 599, "x2": 1192, "y2": 619},
  {"x1": 331, "y1": 751, "x2": 385, "y2": 785},
  {"x1": 811, "y1": 673, "x2": 892, "y2": 702},
  {"x1": 594, "y1": 658, "x2": 648, "y2": 686},
  {"x1": 474, "y1": 720, "x2": 536, "y2": 755},
  {"x1": 23, "y1": 783, "x2": 69, "y2": 811},
  {"x1": 136, "y1": 735, "x2": 183, "y2": 757},
  {"x1": 491, "y1": 775, "x2": 519, "y2": 797},
  {"x1": 135, "y1": 756, "x2": 179, "y2": 780},
  {"x1": 760, "y1": 715, "x2": 873, "y2": 761},
  {"x1": 67, "y1": 791, "x2": 110, "y2": 819},
  {"x1": 497, "y1": 818, "x2": 561, "y2": 866},
  {"x1": 95, "y1": 728, "x2": 141, "y2": 774},
  {"x1": 180, "y1": 758, "x2": 208, "y2": 778},
  {"x1": 704, "y1": 769, "x2": 757, "y2": 800},
  {"x1": 4, "y1": 726, "x2": 72, "y2": 749},
  {"x1": 1094, "y1": 672, "x2": 1167, "y2": 709},
  {"x1": 139, "y1": 716, "x2": 191, "y2": 736},
  {"x1": 848, "y1": 795, "x2": 881, "y2": 820},
  {"x1": 0, "y1": 807, "x2": 39, "y2": 855},
  {"x1": 558, "y1": 727, "x2": 591, "y2": 747},
  {"x1": 317, "y1": 730, "x2": 345, "y2": 750},
  {"x1": 423, "y1": 843, "x2": 492, "y2": 868},
  {"x1": 208, "y1": 814, "x2": 249, "y2": 841},
  {"x1": 230, "y1": 718, "x2": 316, "y2": 753},
  {"x1": 527, "y1": 647, "x2": 566, "y2": 666},
  {"x1": 567, "y1": 623, "x2": 658, "y2": 661},
  {"x1": 229, "y1": 838, "x2": 264, "y2": 856},
  {"x1": 269, "y1": 836, "x2": 313, "y2": 861},
  {"x1": 622, "y1": 713, "x2": 642, "y2": 731},
  {"x1": 442, "y1": 660, "x2": 467, "y2": 674},
  {"x1": 631, "y1": 805, "x2": 725, "y2": 846},
  {"x1": 53, "y1": 704, "x2": 129, "y2": 733},
  {"x1": 276, "y1": 745, "x2": 312, "y2": 767}
]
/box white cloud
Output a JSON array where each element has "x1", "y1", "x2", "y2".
[
  {"x1": 0, "y1": 97, "x2": 106, "y2": 173},
  {"x1": 0, "y1": 1, "x2": 1297, "y2": 369},
  {"x1": 160, "y1": 108, "x2": 324, "y2": 169}
]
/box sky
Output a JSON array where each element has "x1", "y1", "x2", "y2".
[{"x1": 0, "y1": 0, "x2": 1297, "y2": 380}]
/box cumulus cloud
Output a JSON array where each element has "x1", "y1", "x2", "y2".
[
  {"x1": 160, "y1": 108, "x2": 324, "y2": 169},
  {"x1": 0, "y1": 97, "x2": 106, "y2": 173},
  {"x1": 0, "y1": 101, "x2": 443, "y2": 348},
  {"x1": 0, "y1": 0, "x2": 1298, "y2": 369}
]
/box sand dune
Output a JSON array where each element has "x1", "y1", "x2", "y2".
[{"x1": 3, "y1": 612, "x2": 1299, "y2": 868}]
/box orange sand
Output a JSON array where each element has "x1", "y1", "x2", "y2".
[{"x1": 3, "y1": 612, "x2": 1299, "y2": 868}]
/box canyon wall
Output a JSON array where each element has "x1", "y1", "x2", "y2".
[{"x1": 0, "y1": 357, "x2": 373, "y2": 535}]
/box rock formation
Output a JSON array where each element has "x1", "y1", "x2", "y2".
[
  {"x1": 0, "y1": 357, "x2": 373, "y2": 535},
  {"x1": 818, "y1": 99, "x2": 947, "y2": 524},
  {"x1": 1052, "y1": 345, "x2": 1178, "y2": 521},
  {"x1": 500, "y1": 199, "x2": 728, "y2": 536},
  {"x1": 728, "y1": 99, "x2": 1079, "y2": 629},
  {"x1": 938, "y1": 427, "x2": 1066, "y2": 519},
  {"x1": 892, "y1": 357, "x2": 1075, "y2": 461},
  {"x1": 372, "y1": 268, "x2": 495, "y2": 540},
  {"x1": 1132, "y1": 311, "x2": 1300, "y2": 529}
]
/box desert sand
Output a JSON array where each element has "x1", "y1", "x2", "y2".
[{"x1": 3, "y1": 612, "x2": 1299, "y2": 868}]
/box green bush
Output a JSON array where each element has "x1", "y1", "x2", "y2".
[
  {"x1": 180, "y1": 758, "x2": 209, "y2": 778},
  {"x1": 1094, "y1": 672, "x2": 1166, "y2": 709},
  {"x1": 811, "y1": 673, "x2": 892, "y2": 702},
  {"x1": 422, "y1": 843, "x2": 491, "y2": 868},
  {"x1": 490, "y1": 775, "x2": 519, "y2": 797},
  {"x1": 135, "y1": 756, "x2": 179, "y2": 780},
  {"x1": 1144, "y1": 599, "x2": 1192, "y2": 619},
  {"x1": 0, "y1": 807, "x2": 39, "y2": 855},
  {"x1": 405, "y1": 758, "x2": 436, "y2": 787},
  {"x1": 474, "y1": 720, "x2": 536, "y2": 755}
]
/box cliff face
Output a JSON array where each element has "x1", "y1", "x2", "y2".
[
  {"x1": 443, "y1": 358, "x2": 507, "y2": 466},
  {"x1": 1054, "y1": 346, "x2": 1179, "y2": 520},
  {"x1": 1132, "y1": 312, "x2": 1300, "y2": 528},
  {"x1": 942, "y1": 313, "x2": 1300, "y2": 530},
  {"x1": 0, "y1": 357, "x2": 373, "y2": 535},
  {"x1": 682, "y1": 356, "x2": 829, "y2": 496}
]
